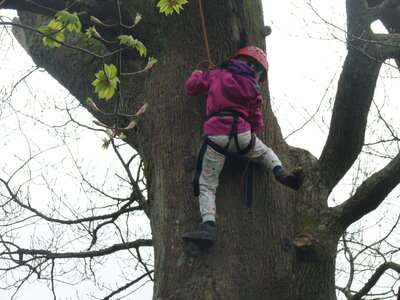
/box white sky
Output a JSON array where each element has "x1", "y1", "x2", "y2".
[{"x1": 1, "y1": 1, "x2": 399, "y2": 299}]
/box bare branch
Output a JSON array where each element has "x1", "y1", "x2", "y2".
[
  {"x1": 1, "y1": 178, "x2": 143, "y2": 225},
  {"x1": 0, "y1": 21, "x2": 129, "y2": 59},
  {"x1": 342, "y1": 233, "x2": 356, "y2": 297},
  {"x1": 366, "y1": 0, "x2": 400, "y2": 22},
  {"x1": 5, "y1": 239, "x2": 153, "y2": 259},
  {"x1": 1, "y1": 0, "x2": 110, "y2": 16},
  {"x1": 103, "y1": 270, "x2": 154, "y2": 300},
  {"x1": 336, "y1": 152, "x2": 400, "y2": 229},
  {"x1": 111, "y1": 139, "x2": 148, "y2": 215},
  {"x1": 50, "y1": 258, "x2": 56, "y2": 300},
  {"x1": 367, "y1": 0, "x2": 400, "y2": 67},
  {"x1": 350, "y1": 262, "x2": 400, "y2": 300},
  {"x1": 1, "y1": 66, "x2": 38, "y2": 103},
  {"x1": 0, "y1": 0, "x2": 66, "y2": 14},
  {"x1": 0, "y1": 1, "x2": 153, "y2": 299},
  {"x1": 314, "y1": 51, "x2": 381, "y2": 195},
  {"x1": 313, "y1": 0, "x2": 400, "y2": 195},
  {"x1": 375, "y1": 33, "x2": 400, "y2": 60}
]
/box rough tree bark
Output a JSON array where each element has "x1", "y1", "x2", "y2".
[{"x1": 2, "y1": 0, "x2": 400, "y2": 299}]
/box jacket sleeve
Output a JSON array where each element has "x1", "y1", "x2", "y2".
[
  {"x1": 184, "y1": 71, "x2": 211, "y2": 95},
  {"x1": 249, "y1": 94, "x2": 264, "y2": 132}
]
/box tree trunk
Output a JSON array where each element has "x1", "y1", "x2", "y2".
[{"x1": 130, "y1": 2, "x2": 337, "y2": 299}]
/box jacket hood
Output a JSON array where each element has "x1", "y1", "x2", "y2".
[{"x1": 227, "y1": 61, "x2": 257, "y2": 84}]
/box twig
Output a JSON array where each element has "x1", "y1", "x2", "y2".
[
  {"x1": 0, "y1": 178, "x2": 143, "y2": 225},
  {"x1": 112, "y1": 0, "x2": 123, "y2": 135},
  {"x1": 0, "y1": 21, "x2": 128, "y2": 59},
  {"x1": 50, "y1": 259, "x2": 56, "y2": 300},
  {"x1": 350, "y1": 262, "x2": 400, "y2": 300},
  {"x1": 8, "y1": 239, "x2": 153, "y2": 259},
  {"x1": 3, "y1": 66, "x2": 39, "y2": 103},
  {"x1": 136, "y1": 247, "x2": 154, "y2": 281},
  {"x1": 103, "y1": 270, "x2": 154, "y2": 300},
  {"x1": 284, "y1": 67, "x2": 338, "y2": 140},
  {"x1": 24, "y1": 0, "x2": 59, "y2": 13},
  {"x1": 111, "y1": 139, "x2": 148, "y2": 215},
  {"x1": 342, "y1": 233, "x2": 355, "y2": 297}
]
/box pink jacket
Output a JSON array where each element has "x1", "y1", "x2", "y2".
[{"x1": 184, "y1": 62, "x2": 264, "y2": 135}]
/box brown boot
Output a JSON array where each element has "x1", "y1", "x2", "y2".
[{"x1": 274, "y1": 167, "x2": 300, "y2": 190}]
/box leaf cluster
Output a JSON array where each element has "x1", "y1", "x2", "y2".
[
  {"x1": 38, "y1": 11, "x2": 81, "y2": 48},
  {"x1": 38, "y1": 19, "x2": 65, "y2": 48},
  {"x1": 117, "y1": 35, "x2": 147, "y2": 56},
  {"x1": 36, "y1": 0, "x2": 187, "y2": 100},
  {"x1": 33, "y1": 0, "x2": 188, "y2": 144},
  {"x1": 156, "y1": 0, "x2": 189, "y2": 16},
  {"x1": 55, "y1": 10, "x2": 82, "y2": 33}
]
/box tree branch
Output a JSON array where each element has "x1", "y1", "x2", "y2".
[
  {"x1": 313, "y1": 0, "x2": 400, "y2": 195},
  {"x1": 0, "y1": 21, "x2": 128, "y2": 58},
  {"x1": 5, "y1": 239, "x2": 153, "y2": 260},
  {"x1": 350, "y1": 262, "x2": 400, "y2": 300},
  {"x1": 111, "y1": 139, "x2": 148, "y2": 215},
  {"x1": 103, "y1": 270, "x2": 154, "y2": 300},
  {"x1": 1, "y1": 0, "x2": 67, "y2": 14},
  {"x1": 336, "y1": 152, "x2": 400, "y2": 229},
  {"x1": 367, "y1": 0, "x2": 400, "y2": 67},
  {"x1": 375, "y1": 33, "x2": 400, "y2": 60},
  {"x1": 314, "y1": 49, "x2": 382, "y2": 195},
  {"x1": 366, "y1": 0, "x2": 400, "y2": 23},
  {"x1": 1, "y1": 0, "x2": 111, "y2": 17},
  {"x1": 1, "y1": 177, "x2": 144, "y2": 225},
  {"x1": 5, "y1": 3, "x2": 152, "y2": 153},
  {"x1": 342, "y1": 233, "x2": 356, "y2": 297}
]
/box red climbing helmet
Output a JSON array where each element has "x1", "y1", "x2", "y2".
[{"x1": 233, "y1": 46, "x2": 268, "y2": 81}]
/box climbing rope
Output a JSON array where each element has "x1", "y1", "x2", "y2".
[{"x1": 197, "y1": 0, "x2": 215, "y2": 69}]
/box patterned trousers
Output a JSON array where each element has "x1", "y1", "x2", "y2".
[{"x1": 198, "y1": 131, "x2": 282, "y2": 222}]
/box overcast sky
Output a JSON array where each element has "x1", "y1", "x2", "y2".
[{"x1": 1, "y1": 1, "x2": 399, "y2": 299}]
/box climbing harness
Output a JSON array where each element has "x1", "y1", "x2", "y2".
[
  {"x1": 192, "y1": 110, "x2": 256, "y2": 206},
  {"x1": 205, "y1": 110, "x2": 254, "y2": 155}
]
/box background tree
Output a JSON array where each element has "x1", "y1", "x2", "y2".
[
  {"x1": 265, "y1": 2, "x2": 400, "y2": 298},
  {"x1": 0, "y1": 48, "x2": 154, "y2": 300},
  {"x1": 0, "y1": 0, "x2": 400, "y2": 299},
  {"x1": 0, "y1": 5, "x2": 154, "y2": 300}
]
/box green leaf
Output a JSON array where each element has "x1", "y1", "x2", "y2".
[
  {"x1": 91, "y1": 64, "x2": 120, "y2": 100},
  {"x1": 55, "y1": 10, "x2": 82, "y2": 33},
  {"x1": 117, "y1": 35, "x2": 147, "y2": 57},
  {"x1": 117, "y1": 35, "x2": 135, "y2": 46},
  {"x1": 85, "y1": 26, "x2": 100, "y2": 39},
  {"x1": 43, "y1": 31, "x2": 65, "y2": 48},
  {"x1": 104, "y1": 63, "x2": 118, "y2": 79},
  {"x1": 133, "y1": 40, "x2": 147, "y2": 57},
  {"x1": 38, "y1": 19, "x2": 65, "y2": 48},
  {"x1": 102, "y1": 138, "x2": 111, "y2": 150},
  {"x1": 156, "y1": 0, "x2": 188, "y2": 16}
]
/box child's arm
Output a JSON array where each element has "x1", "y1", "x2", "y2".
[
  {"x1": 184, "y1": 70, "x2": 210, "y2": 95},
  {"x1": 249, "y1": 94, "x2": 264, "y2": 132}
]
